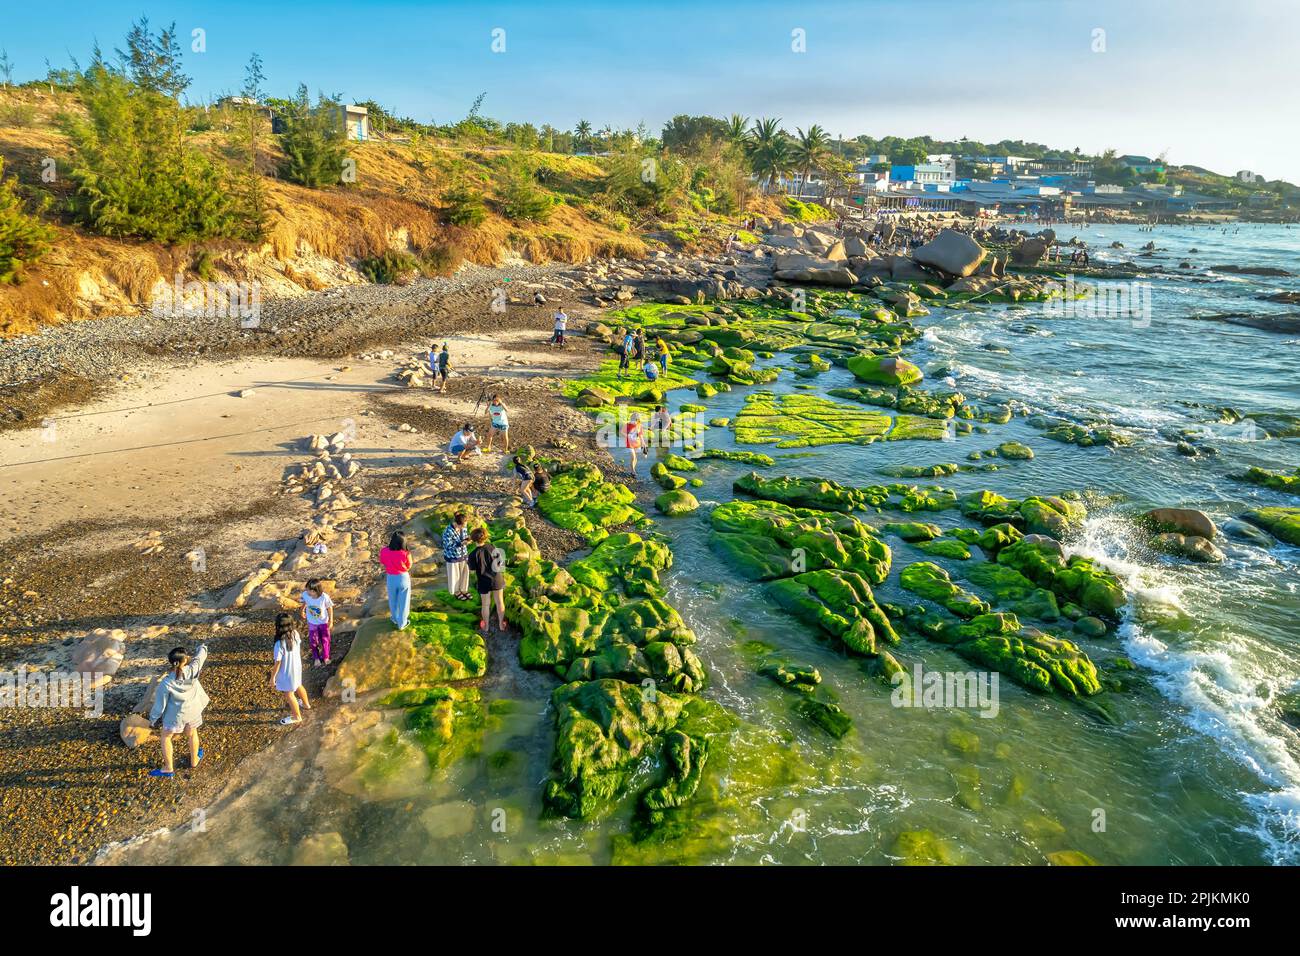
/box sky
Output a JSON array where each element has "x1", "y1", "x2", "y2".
[{"x1": 3, "y1": 0, "x2": 1297, "y2": 180}]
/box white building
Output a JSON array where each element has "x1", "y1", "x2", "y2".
[{"x1": 1236, "y1": 169, "x2": 1261, "y2": 184}]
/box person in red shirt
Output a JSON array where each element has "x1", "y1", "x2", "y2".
[{"x1": 378, "y1": 531, "x2": 413, "y2": 629}]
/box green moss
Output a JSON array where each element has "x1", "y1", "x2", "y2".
[
  {"x1": 1242, "y1": 507, "x2": 1300, "y2": 545},
  {"x1": 663, "y1": 453, "x2": 697, "y2": 472},
  {"x1": 892, "y1": 829, "x2": 959, "y2": 865},
  {"x1": 846, "y1": 354, "x2": 923, "y2": 387},
  {"x1": 537, "y1": 462, "x2": 642, "y2": 544},
  {"x1": 900, "y1": 562, "x2": 990, "y2": 619},
  {"x1": 881, "y1": 521, "x2": 942, "y2": 542},
  {"x1": 767, "y1": 569, "x2": 899, "y2": 655},
  {"x1": 734, "y1": 471, "x2": 888, "y2": 512},
  {"x1": 710, "y1": 498, "x2": 891, "y2": 585},
  {"x1": 655, "y1": 490, "x2": 700, "y2": 516},
  {"x1": 692, "y1": 449, "x2": 775, "y2": 467},
  {"x1": 918, "y1": 538, "x2": 972, "y2": 560},
  {"x1": 734, "y1": 390, "x2": 892, "y2": 448},
  {"x1": 1237, "y1": 466, "x2": 1300, "y2": 495},
  {"x1": 996, "y1": 538, "x2": 1126, "y2": 620},
  {"x1": 995, "y1": 441, "x2": 1034, "y2": 460}
]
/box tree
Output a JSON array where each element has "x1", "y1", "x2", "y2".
[
  {"x1": 574, "y1": 120, "x2": 593, "y2": 152},
  {"x1": 116, "y1": 17, "x2": 189, "y2": 100},
  {"x1": 277, "y1": 84, "x2": 350, "y2": 188},
  {"x1": 792, "y1": 124, "x2": 831, "y2": 197},
  {"x1": 749, "y1": 118, "x2": 793, "y2": 192},
  {"x1": 230, "y1": 53, "x2": 269, "y2": 239},
  {"x1": 725, "y1": 114, "x2": 750, "y2": 148},
  {"x1": 660, "y1": 114, "x2": 728, "y2": 153},
  {"x1": 890, "y1": 143, "x2": 928, "y2": 166},
  {"x1": 61, "y1": 25, "x2": 238, "y2": 243},
  {"x1": 0, "y1": 50, "x2": 13, "y2": 88}
]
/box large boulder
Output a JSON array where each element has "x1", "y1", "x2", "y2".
[
  {"x1": 72, "y1": 629, "x2": 126, "y2": 690},
  {"x1": 844, "y1": 236, "x2": 872, "y2": 257},
  {"x1": 1141, "y1": 507, "x2": 1217, "y2": 540},
  {"x1": 912, "y1": 229, "x2": 986, "y2": 277},
  {"x1": 1012, "y1": 238, "x2": 1050, "y2": 265}
]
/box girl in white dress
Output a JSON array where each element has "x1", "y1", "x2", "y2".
[{"x1": 270, "y1": 612, "x2": 309, "y2": 726}]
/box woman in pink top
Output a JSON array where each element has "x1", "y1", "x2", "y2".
[
  {"x1": 379, "y1": 531, "x2": 413, "y2": 629},
  {"x1": 625, "y1": 412, "x2": 645, "y2": 475}
]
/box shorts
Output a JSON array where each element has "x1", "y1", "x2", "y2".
[
  {"x1": 437, "y1": 367, "x2": 448, "y2": 379},
  {"x1": 162, "y1": 720, "x2": 201, "y2": 734},
  {"x1": 491, "y1": 421, "x2": 509, "y2": 432}
]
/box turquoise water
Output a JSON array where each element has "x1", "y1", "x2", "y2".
[{"x1": 101, "y1": 224, "x2": 1300, "y2": 866}]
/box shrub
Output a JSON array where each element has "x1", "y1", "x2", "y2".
[
  {"x1": 444, "y1": 185, "x2": 487, "y2": 226},
  {"x1": 0, "y1": 156, "x2": 56, "y2": 284},
  {"x1": 419, "y1": 242, "x2": 465, "y2": 277},
  {"x1": 498, "y1": 160, "x2": 555, "y2": 223},
  {"x1": 357, "y1": 250, "x2": 419, "y2": 284},
  {"x1": 785, "y1": 197, "x2": 832, "y2": 222},
  {"x1": 0, "y1": 102, "x2": 37, "y2": 128}
]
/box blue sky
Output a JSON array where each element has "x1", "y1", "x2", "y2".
[{"x1": 3, "y1": 0, "x2": 1296, "y2": 180}]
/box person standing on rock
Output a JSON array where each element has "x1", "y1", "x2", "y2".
[
  {"x1": 466, "y1": 526, "x2": 507, "y2": 633},
  {"x1": 441, "y1": 514, "x2": 471, "y2": 602},
  {"x1": 300, "y1": 578, "x2": 334, "y2": 667},
  {"x1": 552, "y1": 307, "x2": 568, "y2": 346},
  {"x1": 655, "y1": 336, "x2": 671, "y2": 376},
  {"x1": 270, "y1": 612, "x2": 310, "y2": 726},
  {"x1": 379, "y1": 531, "x2": 413, "y2": 629},
  {"x1": 148, "y1": 643, "x2": 210, "y2": 778},
  {"x1": 632, "y1": 329, "x2": 646, "y2": 362}
]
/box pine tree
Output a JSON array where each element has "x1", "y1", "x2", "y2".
[
  {"x1": 277, "y1": 85, "x2": 350, "y2": 188},
  {"x1": 231, "y1": 53, "x2": 269, "y2": 239},
  {"x1": 0, "y1": 156, "x2": 57, "y2": 284}
]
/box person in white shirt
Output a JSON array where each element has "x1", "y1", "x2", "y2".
[
  {"x1": 271, "y1": 612, "x2": 309, "y2": 726},
  {"x1": 552, "y1": 308, "x2": 568, "y2": 346},
  {"x1": 300, "y1": 578, "x2": 334, "y2": 667}
]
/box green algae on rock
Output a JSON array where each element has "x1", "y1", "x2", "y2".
[
  {"x1": 544, "y1": 678, "x2": 686, "y2": 819},
  {"x1": 1236, "y1": 466, "x2": 1300, "y2": 495},
  {"x1": 691, "y1": 449, "x2": 775, "y2": 467},
  {"x1": 847, "y1": 354, "x2": 923, "y2": 387},
  {"x1": 768, "y1": 569, "x2": 900, "y2": 655},
  {"x1": 881, "y1": 521, "x2": 942, "y2": 542},
  {"x1": 710, "y1": 498, "x2": 891, "y2": 585},
  {"x1": 1241, "y1": 507, "x2": 1300, "y2": 545},
  {"x1": 536, "y1": 462, "x2": 642, "y2": 544},
  {"x1": 734, "y1": 390, "x2": 892, "y2": 448},
  {"x1": 734, "y1": 471, "x2": 887, "y2": 512},
  {"x1": 656, "y1": 490, "x2": 700, "y2": 516},
  {"x1": 900, "y1": 561, "x2": 991, "y2": 619},
  {"x1": 996, "y1": 536, "x2": 1126, "y2": 620},
  {"x1": 918, "y1": 538, "x2": 973, "y2": 560},
  {"x1": 335, "y1": 608, "x2": 487, "y2": 695}
]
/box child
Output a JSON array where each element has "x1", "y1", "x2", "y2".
[
  {"x1": 379, "y1": 531, "x2": 413, "y2": 629},
  {"x1": 513, "y1": 455, "x2": 536, "y2": 506},
  {"x1": 300, "y1": 578, "x2": 334, "y2": 667},
  {"x1": 435, "y1": 343, "x2": 451, "y2": 393},
  {"x1": 552, "y1": 308, "x2": 568, "y2": 346},
  {"x1": 643, "y1": 357, "x2": 659, "y2": 382},
  {"x1": 271, "y1": 612, "x2": 309, "y2": 726},
  {"x1": 486, "y1": 394, "x2": 510, "y2": 452},
  {"x1": 148, "y1": 644, "x2": 210, "y2": 778},
  {"x1": 618, "y1": 328, "x2": 634, "y2": 378},
  {"x1": 466, "y1": 527, "x2": 507, "y2": 633}
]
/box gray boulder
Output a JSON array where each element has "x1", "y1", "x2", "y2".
[{"x1": 912, "y1": 229, "x2": 987, "y2": 277}]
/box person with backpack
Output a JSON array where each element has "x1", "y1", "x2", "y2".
[
  {"x1": 147, "y1": 644, "x2": 211, "y2": 778},
  {"x1": 466, "y1": 527, "x2": 507, "y2": 633},
  {"x1": 270, "y1": 612, "x2": 309, "y2": 726},
  {"x1": 617, "y1": 328, "x2": 635, "y2": 378}
]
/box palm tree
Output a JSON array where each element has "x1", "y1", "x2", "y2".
[
  {"x1": 748, "y1": 117, "x2": 792, "y2": 193},
  {"x1": 792, "y1": 124, "x2": 831, "y2": 197},
  {"x1": 726, "y1": 113, "x2": 750, "y2": 148},
  {"x1": 574, "y1": 119, "x2": 593, "y2": 152}
]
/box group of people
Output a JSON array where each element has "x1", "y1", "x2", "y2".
[
  {"x1": 614, "y1": 326, "x2": 671, "y2": 381},
  {"x1": 145, "y1": 578, "x2": 337, "y2": 776},
  {"x1": 448, "y1": 392, "x2": 512, "y2": 461}
]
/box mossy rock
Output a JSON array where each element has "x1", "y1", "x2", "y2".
[
  {"x1": 692, "y1": 449, "x2": 775, "y2": 467},
  {"x1": 1242, "y1": 507, "x2": 1300, "y2": 545},
  {"x1": 995, "y1": 441, "x2": 1034, "y2": 460},
  {"x1": 997, "y1": 537, "x2": 1125, "y2": 620},
  {"x1": 537, "y1": 462, "x2": 641, "y2": 544},
  {"x1": 735, "y1": 471, "x2": 887, "y2": 512},
  {"x1": 734, "y1": 390, "x2": 891, "y2": 448},
  {"x1": 767, "y1": 568, "x2": 899, "y2": 656},
  {"x1": 882, "y1": 521, "x2": 942, "y2": 542},
  {"x1": 892, "y1": 829, "x2": 958, "y2": 865},
  {"x1": 900, "y1": 562, "x2": 990, "y2": 619},
  {"x1": 846, "y1": 354, "x2": 923, "y2": 387},
  {"x1": 663, "y1": 453, "x2": 697, "y2": 472},
  {"x1": 918, "y1": 538, "x2": 972, "y2": 560},
  {"x1": 656, "y1": 490, "x2": 700, "y2": 516},
  {"x1": 336, "y1": 610, "x2": 487, "y2": 695}
]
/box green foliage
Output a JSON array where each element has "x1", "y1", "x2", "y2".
[
  {"x1": 357, "y1": 249, "x2": 419, "y2": 283},
  {"x1": 497, "y1": 154, "x2": 554, "y2": 222},
  {"x1": 0, "y1": 156, "x2": 56, "y2": 284},
  {"x1": 444, "y1": 183, "x2": 487, "y2": 225},
  {"x1": 60, "y1": 28, "x2": 239, "y2": 244},
  {"x1": 276, "y1": 84, "x2": 350, "y2": 188}
]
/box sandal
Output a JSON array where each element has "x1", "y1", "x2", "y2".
[
  {"x1": 280, "y1": 715, "x2": 302, "y2": 726},
  {"x1": 148, "y1": 769, "x2": 174, "y2": 778},
  {"x1": 192, "y1": 748, "x2": 205, "y2": 768}
]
